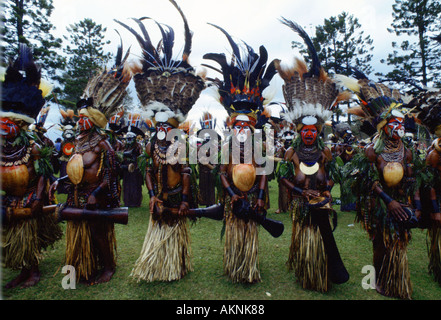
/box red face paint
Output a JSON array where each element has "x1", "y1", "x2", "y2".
[
  {"x1": 0, "y1": 117, "x2": 20, "y2": 139},
  {"x1": 300, "y1": 125, "x2": 318, "y2": 145},
  {"x1": 233, "y1": 121, "x2": 252, "y2": 142},
  {"x1": 156, "y1": 122, "x2": 173, "y2": 140},
  {"x1": 384, "y1": 117, "x2": 404, "y2": 140},
  {"x1": 78, "y1": 114, "x2": 94, "y2": 132}
]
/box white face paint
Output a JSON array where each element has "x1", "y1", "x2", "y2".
[
  {"x1": 233, "y1": 121, "x2": 251, "y2": 143},
  {"x1": 397, "y1": 129, "x2": 405, "y2": 138}
]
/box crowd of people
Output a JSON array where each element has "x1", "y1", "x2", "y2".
[{"x1": 2, "y1": 0, "x2": 441, "y2": 300}]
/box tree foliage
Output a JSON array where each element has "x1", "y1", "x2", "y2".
[
  {"x1": 378, "y1": 0, "x2": 441, "y2": 91},
  {"x1": 58, "y1": 18, "x2": 112, "y2": 107},
  {"x1": 1, "y1": 0, "x2": 65, "y2": 79},
  {"x1": 292, "y1": 12, "x2": 374, "y2": 76}
]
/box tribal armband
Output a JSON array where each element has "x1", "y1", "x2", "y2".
[
  {"x1": 432, "y1": 200, "x2": 440, "y2": 213},
  {"x1": 226, "y1": 186, "x2": 235, "y2": 197},
  {"x1": 292, "y1": 186, "x2": 303, "y2": 195},
  {"x1": 148, "y1": 189, "x2": 155, "y2": 198},
  {"x1": 258, "y1": 189, "x2": 265, "y2": 200},
  {"x1": 414, "y1": 199, "x2": 422, "y2": 211},
  {"x1": 92, "y1": 186, "x2": 102, "y2": 197},
  {"x1": 379, "y1": 191, "x2": 393, "y2": 205}
]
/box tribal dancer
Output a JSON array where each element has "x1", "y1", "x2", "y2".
[
  {"x1": 203, "y1": 23, "x2": 278, "y2": 283},
  {"x1": 333, "y1": 122, "x2": 358, "y2": 212},
  {"x1": 116, "y1": 0, "x2": 205, "y2": 282},
  {"x1": 57, "y1": 108, "x2": 78, "y2": 194},
  {"x1": 1, "y1": 44, "x2": 61, "y2": 288},
  {"x1": 275, "y1": 18, "x2": 350, "y2": 292},
  {"x1": 337, "y1": 70, "x2": 420, "y2": 299},
  {"x1": 275, "y1": 120, "x2": 295, "y2": 214},
  {"x1": 49, "y1": 44, "x2": 132, "y2": 284},
  {"x1": 409, "y1": 91, "x2": 441, "y2": 285},
  {"x1": 197, "y1": 112, "x2": 218, "y2": 206},
  {"x1": 120, "y1": 124, "x2": 145, "y2": 207}
]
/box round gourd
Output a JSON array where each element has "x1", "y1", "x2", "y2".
[
  {"x1": 232, "y1": 164, "x2": 256, "y2": 192},
  {"x1": 66, "y1": 154, "x2": 84, "y2": 185},
  {"x1": 1, "y1": 164, "x2": 29, "y2": 197},
  {"x1": 383, "y1": 162, "x2": 403, "y2": 187}
]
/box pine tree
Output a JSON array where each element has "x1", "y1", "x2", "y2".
[
  {"x1": 292, "y1": 12, "x2": 374, "y2": 76},
  {"x1": 378, "y1": 0, "x2": 441, "y2": 91},
  {"x1": 1, "y1": 0, "x2": 65, "y2": 79},
  {"x1": 58, "y1": 18, "x2": 112, "y2": 107}
]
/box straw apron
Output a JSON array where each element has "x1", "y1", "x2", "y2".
[
  {"x1": 223, "y1": 193, "x2": 261, "y2": 283},
  {"x1": 130, "y1": 214, "x2": 192, "y2": 282},
  {"x1": 2, "y1": 185, "x2": 62, "y2": 270},
  {"x1": 287, "y1": 195, "x2": 329, "y2": 292}
]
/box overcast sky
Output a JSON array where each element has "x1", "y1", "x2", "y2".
[{"x1": 45, "y1": 0, "x2": 399, "y2": 140}]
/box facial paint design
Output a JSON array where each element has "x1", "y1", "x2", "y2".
[
  {"x1": 78, "y1": 115, "x2": 94, "y2": 132},
  {"x1": 300, "y1": 125, "x2": 318, "y2": 145},
  {"x1": 156, "y1": 122, "x2": 173, "y2": 140},
  {"x1": 384, "y1": 117, "x2": 404, "y2": 140},
  {"x1": 0, "y1": 117, "x2": 20, "y2": 139},
  {"x1": 233, "y1": 121, "x2": 252, "y2": 143}
]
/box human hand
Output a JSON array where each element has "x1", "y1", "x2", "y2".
[{"x1": 387, "y1": 200, "x2": 408, "y2": 222}]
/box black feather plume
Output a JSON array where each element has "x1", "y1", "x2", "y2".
[
  {"x1": 279, "y1": 17, "x2": 321, "y2": 78},
  {"x1": 207, "y1": 23, "x2": 242, "y2": 64},
  {"x1": 168, "y1": 0, "x2": 192, "y2": 61},
  {"x1": 2, "y1": 43, "x2": 45, "y2": 122}
]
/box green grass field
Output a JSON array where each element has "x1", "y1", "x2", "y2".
[{"x1": 2, "y1": 180, "x2": 441, "y2": 300}]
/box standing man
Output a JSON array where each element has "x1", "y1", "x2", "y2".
[
  {"x1": 275, "y1": 18, "x2": 350, "y2": 292},
  {"x1": 49, "y1": 50, "x2": 132, "y2": 285},
  {"x1": 2, "y1": 44, "x2": 61, "y2": 288},
  {"x1": 117, "y1": 0, "x2": 205, "y2": 282},
  {"x1": 203, "y1": 24, "x2": 278, "y2": 283},
  {"x1": 338, "y1": 72, "x2": 421, "y2": 299}
]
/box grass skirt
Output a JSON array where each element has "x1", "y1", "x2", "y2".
[
  {"x1": 427, "y1": 226, "x2": 441, "y2": 286},
  {"x1": 223, "y1": 197, "x2": 261, "y2": 283},
  {"x1": 376, "y1": 233, "x2": 412, "y2": 299},
  {"x1": 2, "y1": 213, "x2": 62, "y2": 270},
  {"x1": 130, "y1": 215, "x2": 192, "y2": 282},
  {"x1": 2, "y1": 219, "x2": 41, "y2": 270},
  {"x1": 65, "y1": 220, "x2": 116, "y2": 281},
  {"x1": 287, "y1": 198, "x2": 329, "y2": 292}
]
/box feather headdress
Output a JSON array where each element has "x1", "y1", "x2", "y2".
[
  {"x1": 77, "y1": 35, "x2": 132, "y2": 129},
  {"x1": 1, "y1": 44, "x2": 47, "y2": 125},
  {"x1": 114, "y1": 0, "x2": 205, "y2": 127},
  {"x1": 334, "y1": 68, "x2": 410, "y2": 135},
  {"x1": 407, "y1": 89, "x2": 441, "y2": 137},
  {"x1": 202, "y1": 24, "x2": 278, "y2": 129},
  {"x1": 276, "y1": 18, "x2": 348, "y2": 133}
]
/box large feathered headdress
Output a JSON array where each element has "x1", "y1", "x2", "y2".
[
  {"x1": 77, "y1": 35, "x2": 132, "y2": 129},
  {"x1": 276, "y1": 18, "x2": 349, "y2": 133},
  {"x1": 1, "y1": 44, "x2": 49, "y2": 125},
  {"x1": 406, "y1": 89, "x2": 441, "y2": 138},
  {"x1": 115, "y1": 0, "x2": 205, "y2": 128},
  {"x1": 202, "y1": 24, "x2": 277, "y2": 129},
  {"x1": 335, "y1": 68, "x2": 411, "y2": 136}
]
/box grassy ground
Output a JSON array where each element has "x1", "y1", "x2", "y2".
[{"x1": 2, "y1": 180, "x2": 441, "y2": 301}]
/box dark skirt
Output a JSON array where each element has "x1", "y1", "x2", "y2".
[{"x1": 122, "y1": 169, "x2": 143, "y2": 207}]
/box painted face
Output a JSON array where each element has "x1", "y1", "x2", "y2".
[
  {"x1": 156, "y1": 122, "x2": 173, "y2": 140},
  {"x1": 233, "y1": 121, "x2": 252, "y2": 143},
  {"x1": 384, "y1": 117, "x2": 404, "y2": 140},
  {"x1": 62, "y1": 125, "x2": 75, "y2": 140},
  {"x1": 300, "y1": 125, "x2": 318, "y2": 145},
  {"x1": 0, "y1": 117, "x2": 20, "y2": 139},
  {"x1": 78, "y1": 114, "x2": 94, "y2": 132}
]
